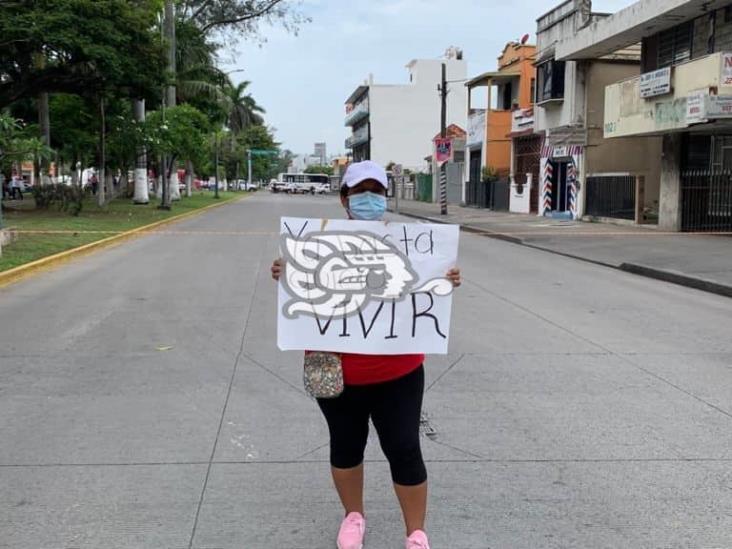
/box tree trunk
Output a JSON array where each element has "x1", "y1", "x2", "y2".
[
  {"x1": 164, "y1": 0, "x2": 176, "y2": 111},
  {"x1": 133, "y1": 99, "x2": 149, "y2": 204},
  {"x1": 34, "y1": 49, "x2": 51, "y2": 187},
  {"x1": 38, "y1": 92, "x2": 51, "y2": 185},
  {"x1": 105, "y1": 171, "x2": 114, "y2": 201},
  {"x1": 185, "y1": 159, "x2": 193, "y2": 197},
  {"x1": 155, "y1": 156, "x2": 163, "y2": 198},
  {"x1": 169, "y1": 166, "x2": 180, "y2": 201},
  {"x1": 97, "y1": 97, "x2": 106, "y2": 207}
]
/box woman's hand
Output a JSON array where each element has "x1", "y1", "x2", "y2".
[
  {"x1": 446, "y1": 267, "x2": 461, "y2": 288},
  {"x1": 271, "y1": 258, "x2": 283, "y2": 281}
]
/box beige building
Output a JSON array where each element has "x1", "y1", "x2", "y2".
[
  {"x1": 559, "y1": 0, "x2": 732, "y2": 232},
  {"x1": 536, "y1": 0, "x2": 662, "y2": 223}
]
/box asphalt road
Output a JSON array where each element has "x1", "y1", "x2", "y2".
[{"x1": 2, "y1": 192, "x2": 732, "y2": 549}]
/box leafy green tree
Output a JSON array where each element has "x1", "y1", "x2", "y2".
[
  {"x1": 49, "y1": 95, "x2": 97, "y2": 179},
  {"x1": 0, "y1": 114, "x2": 52, "y2": 173},
  {"x1": 304, "y1": 164, "x2": 334, "y2": 176},
  {"x1": 225, "y1": 80, "x2": 265, "y2": 133},
  {"x1": 180, "y1": 0, "x2": 309, "y2": 38},
  {"x1": 222, "y1": 124, "x2": 279, "y2": 182},
  {"x1": 0, "y1": 0, "x2": 165, "y2": 108},
  {"x1": 146, "y1": 104, "x2": 211, "y2": 179},
  {"x1": 174, "y1": 17, "x2": 229, "y2": 118}
]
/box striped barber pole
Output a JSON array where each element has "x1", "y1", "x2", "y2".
[
  {"x1": 439, "y1": 164, "x2": 448, "y2": 215},
  {"x1": 567, "y1": 160, "x2": 577, "y2": 218},
  {"x1": 542, "y1": 160, "x2": 553, "y2": 216}
]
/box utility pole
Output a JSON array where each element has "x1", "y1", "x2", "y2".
[{"x1": 439, "y1": 62, "x2": 448, "y2": 215}]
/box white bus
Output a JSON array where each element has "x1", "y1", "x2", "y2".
[{"x1": 271, "y1": 173, "x2": 331, "y2": 194}]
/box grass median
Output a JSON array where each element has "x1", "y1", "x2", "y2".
[{"x1": 0, "y1": 191, "x2": 240, "y2": 272}]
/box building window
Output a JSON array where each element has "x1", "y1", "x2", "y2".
[
  {"x1": 658, "y1": 21, "x2": 693, "y2": 68},
  {"x1": 707, "y1": 11, "x2": 716, "y2": 54},
  {"x1": 536, "y1": 59, "x2": 566, "y2": 103},
  {"x1": 530, "y1": 78, "x2": 536, "y2": 105},
  {"x1": 500, "y1": 82, "x2": 513, "y2": 110}
]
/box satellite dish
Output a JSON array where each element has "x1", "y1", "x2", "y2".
[{"x1": 521, "y1": 34, "x2": 530, "y2": 45}]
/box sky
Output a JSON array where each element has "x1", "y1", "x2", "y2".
[{"x1": 223, "y1": 0, "x2": 638, "y2": 159}]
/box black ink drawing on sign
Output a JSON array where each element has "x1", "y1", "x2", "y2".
[{"x1": 280, "y1": 231, "x2": 454, "y2": 320}]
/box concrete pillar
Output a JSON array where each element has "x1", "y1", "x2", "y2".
[
  {"x1": 658, "y1": 133, "x2": 682, "y2": 232},
  {"x1": 635, "y1": 175, "x2": 646, "y2": 225}
]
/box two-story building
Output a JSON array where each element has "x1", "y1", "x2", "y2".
[
  {"x1": 465, "y1": 42, "x2": 537, "y2": 210},
  {"x1": 536, "y1": 0, "x2": 662, "y2": 222},
  {"x1": 558, "y1": 0, "x2": 732, "y2": 232},
  {"x1": 344, "y1": 48, "x2": 467, "y2": 173}
]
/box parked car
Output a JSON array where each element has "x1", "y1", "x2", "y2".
[
  {"x1": 312, "y1": 182, "x2": 331, "y2": 194},
  {"x1": 270, "y1": 181, "x2": 289, "y2": 193},
  {"x1": 237, "y1": 180, "x2": 258, "y2": 192}
]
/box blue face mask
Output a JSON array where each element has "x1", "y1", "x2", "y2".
[{"x1": 348, "y1": 191, "x2": 386, "y2": 221}]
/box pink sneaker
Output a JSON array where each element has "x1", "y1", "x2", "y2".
[
  {"x1": 406, "y1": 529, "x2": 430, "y2": 549},
  {"x1": 337, "y1": 512, "x2": 365, "y2": 549}
]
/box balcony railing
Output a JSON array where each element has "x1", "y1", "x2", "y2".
[
  {"x1": 345, "y1": 126, "x2": 369, "y2": 149},
  {"x1": 345, "y1": 99, "x2": 370, "y2": 127},
  {"x1": 605, "y1": 52, "x2": 732, "y2": 138}
]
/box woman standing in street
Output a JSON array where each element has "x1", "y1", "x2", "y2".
[{"x1": 271, "y1": 160, "x2": 461, "y2": 549}]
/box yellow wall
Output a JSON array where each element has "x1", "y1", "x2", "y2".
[{"x1": 605, "y1": 52, "x2": 732, "y2": 138}]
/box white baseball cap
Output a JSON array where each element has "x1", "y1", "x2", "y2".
[{"x1": 342, "y1": 160, "x2": 388, "y2": 189}]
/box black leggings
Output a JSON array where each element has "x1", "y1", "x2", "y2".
[{"x1": 317, "y1": 365, "x2": 427, "y2": 486}]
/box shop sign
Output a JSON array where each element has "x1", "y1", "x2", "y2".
[
  {"x1": 705, "y1": 95, "x2": 732, "y2": 118},
  {"x1": 434, "y1": 138, "x2": 453, "y2": 165},
  {"x1": 467, "y1": 111, "x2": 486, "y2": 146},
  {"x1": 552, "y1": 145, "x2": 568, "y2": 158},
  {"x1": 722, "y1": 53, "x2": 732, "y2": 86},
  {"x1": 686, "y1": 90, "x2": 708, "y2": 124},
  {"x1": 640, "y1": 67, "x2": 672, "y2": 98}
]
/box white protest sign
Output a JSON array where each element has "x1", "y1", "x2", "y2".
[{"x1": 277, "y1": 217, "x2": 460, "y2": 355}]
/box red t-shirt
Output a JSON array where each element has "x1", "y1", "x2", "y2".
[{"x1": 341, "y1": 353, "x2": 424, "y2": 385}]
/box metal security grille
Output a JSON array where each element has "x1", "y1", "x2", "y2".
[
  {"x1": 681, "y1": 170, "x2": 732, "y2": 232},
  {"x1": 658, "y1": 21, "x2": 693, "y2": 68},
  {"x1": 514, "y1": 136, "x2": 541, "y2": 213},
  {"x1": 585, "y1": 175, "x2": 636, "y2": 220},
  {"x1": 465, "y1": 180, "x2": 489, "y2": 208},
  {"x1": 465, "y1": 180, "x2": 510, "y2": 210},
  {"x1": 491, "y1": 180, "x2": 510, "y2": 211}
]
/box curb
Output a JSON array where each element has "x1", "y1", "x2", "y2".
[
  {"x1": 391, "y1": 208, "x2": 732, "y2": 300},
  {"x1": 619, "y1": 263, "x2": 732, "y2": 299},
  {"x1": 0, "y1": 195, "x2": 242, "y2": 289}
]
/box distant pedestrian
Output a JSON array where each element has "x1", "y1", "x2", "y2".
[
  {"x1": 271, "y1": 160, "x2": 462, "y2": 549},
  {"x1": 90, "y1": 174, "x2": 98, "y2": 195},
  {"x1": 10, "y1": 175, "x2": 23, "y2": 200}
]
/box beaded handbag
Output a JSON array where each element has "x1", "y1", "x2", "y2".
[{"x1": 303, "y1": 352, "x2": 344, "y2": 399}]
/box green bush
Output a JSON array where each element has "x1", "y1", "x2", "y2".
[{"x1": 31, "y1": 184, "x2": 88, "y2": 216}]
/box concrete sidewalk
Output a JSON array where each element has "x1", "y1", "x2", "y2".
[{"x1": 390, "y1": 199, "x2": 732, "y2": 298}]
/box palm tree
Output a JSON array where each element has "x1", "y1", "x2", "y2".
[{"x1": 225, "y1": 80, "x2": 265, "y2": 134}]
